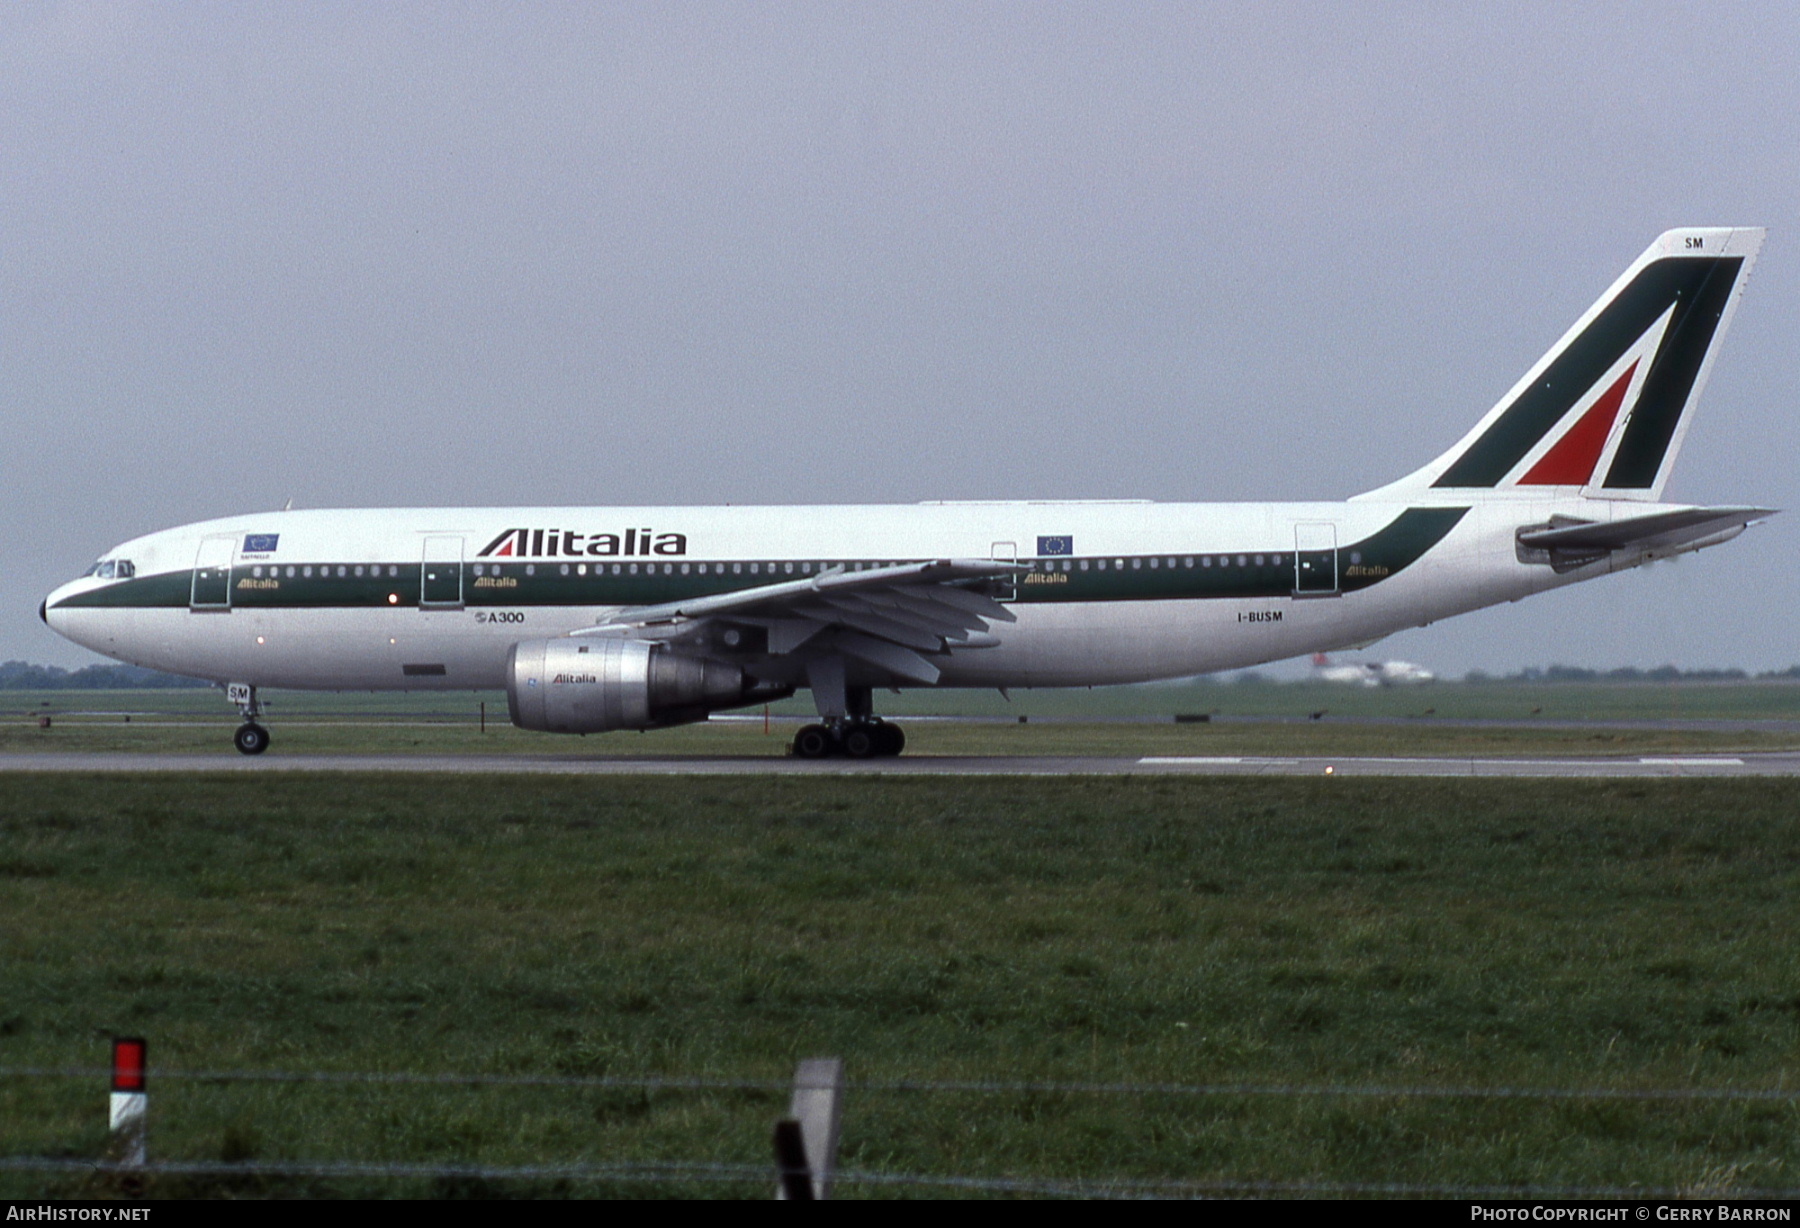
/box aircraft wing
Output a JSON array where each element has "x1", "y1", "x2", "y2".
[
  {"x1": 1516, "y1": 505, "x2": 1776, "y2": 572},
  {"x1": 571, "y1": 558, "x2": 1027, "y2": 684}
]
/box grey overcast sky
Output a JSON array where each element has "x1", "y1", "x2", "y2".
[{"x1": 5, "y1": 2, "x2": 1796, "y2": 674}]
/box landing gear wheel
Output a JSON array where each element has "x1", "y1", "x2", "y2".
[
  {"x1": 793, "y1": 724, "x2": 836, "y2": 759},
  {"x1": 875, "y1": 723, "x2": 905, "y2": 757},
  {"x1": 841, "y1": 726, "x2": 878, "y2": 759},
  {"x1": 234, "y1": 723, "x2": 271, "y2": 756}
]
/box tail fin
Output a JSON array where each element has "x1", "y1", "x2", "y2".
[{"x1": 1362, "y1": 227, "x2": 1764, "y2": 502}]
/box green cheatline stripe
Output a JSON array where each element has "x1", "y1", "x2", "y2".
[{"x1": 52, "y1": 508, "x2": 1466, "y2": 612}]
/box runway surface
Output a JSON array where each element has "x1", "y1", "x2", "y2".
[{"x1": 2, "y1": 751, "x2": 1797, "y2": 777}]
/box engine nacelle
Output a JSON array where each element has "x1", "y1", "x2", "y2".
[{"x1": 506, "y1": 638, "x2": 777, "y2": 733}]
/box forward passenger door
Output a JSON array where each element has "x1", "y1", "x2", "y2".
[
  {"x1": 421, "y1": 536, "x2": 464, "y2": 608},
  {"x1": 190, "y1": 535, "x2": 236, "y2": 610}
]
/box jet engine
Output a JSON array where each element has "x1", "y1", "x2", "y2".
[{"x1": 505, "y1": 637, "x2": 786, "y2": 733}]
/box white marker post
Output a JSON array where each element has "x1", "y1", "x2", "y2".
[
  {"x1": 109, "y1": 1037, "x2": 147, "y2": 1168},
  {"x1": 774, "y1": 1057, "x2": 843, "y2": 1200}
]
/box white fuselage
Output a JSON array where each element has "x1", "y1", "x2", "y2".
[{"x1": 43, "y1": 493, "x2": 1642, "y2": 695}]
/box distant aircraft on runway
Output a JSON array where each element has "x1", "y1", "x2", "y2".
[
  {"x1": 43, "y1": 228, "x2": 1774, "y2": 757},
  {"x1": 1311, "y1": 654, "x2": 1434, "y2": 687}
]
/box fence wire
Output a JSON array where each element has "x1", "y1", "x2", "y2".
[
  {"x1": 4, "y1": 1066, "x2": 1799, "y2": 1103},
  {"x1": 5, "y1": 1157, "x2": 1800, "y2": 1200}
]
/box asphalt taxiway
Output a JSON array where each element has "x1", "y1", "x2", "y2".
[{"x1": 2, "y1": 752, "x2": 1797, "y2": 777}]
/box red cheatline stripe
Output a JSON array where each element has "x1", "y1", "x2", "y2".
[{"x1": 1519, "y1": 361, "x2": 1637, "y2": 486}]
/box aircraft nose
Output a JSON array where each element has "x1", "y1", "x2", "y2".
[{"x1": 39, "y1": 599, "x2": 47, "y2": 624}]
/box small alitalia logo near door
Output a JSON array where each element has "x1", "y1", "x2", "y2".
[{"x1": 477, "y1": 528, "x2": 689, "y2": 558}]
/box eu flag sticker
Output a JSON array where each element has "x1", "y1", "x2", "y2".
[
  {"x1": 1036, "y1": 535, "x2": 1073, "y2": 557},
  {"x1": 243, "y1": 533, "x2": 280, "y2": 554}
]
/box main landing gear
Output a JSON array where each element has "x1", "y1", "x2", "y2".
[
  {"x1": 227, "y1": 681, "x2": 270, "y2": 756},
  {"x1": 792, "y1": 718, "x2": 906, "y2": 760},
  {"x1": 791, "y1": 677, "x2": 907, "y2": 759}
]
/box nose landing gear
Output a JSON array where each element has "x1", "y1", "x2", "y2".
[
  {"x1": 234, "y1": 722, "x2": 271, "y2": 755},
  {"x1": 227, "y1": 681, "x2": 270, "y2": 755}
]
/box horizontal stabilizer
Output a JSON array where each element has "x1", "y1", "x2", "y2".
[{"x1": 1516, "y1": 505, "x2": 1775, "y2": 572}]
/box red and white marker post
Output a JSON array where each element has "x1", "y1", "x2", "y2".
[{"x1": 109, "y1": 1037, "x2": 147, "y2": 1167}]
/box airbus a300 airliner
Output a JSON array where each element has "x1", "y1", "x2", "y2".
[{"x1": 43, "y1": 228, "x2": 1774, "y2": 756}]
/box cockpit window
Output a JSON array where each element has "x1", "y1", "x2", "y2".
[{"x1": 81, "y1": 559, "x2": 135, "y2": 581}]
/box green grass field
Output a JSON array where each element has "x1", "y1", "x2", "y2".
[{"x1": 3, "y1": 774, "x2": 1799, "y2": 1197}]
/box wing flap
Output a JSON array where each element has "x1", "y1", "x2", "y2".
[
  {"x1": 811, "y1": 595, "x2": 974, "y2": 645},
  {"x1": 886, "y1": 588, "x2": 996, "y2": 632},
  {"x1": 831, "y1": 631, "x2": 942, "y2": 684},
  {"x1": 791, "y1": 599, "x2": 947, "y2": 653},
  {"x1": 892, "y1": 583, "x2": 1018, "y2": 624}
]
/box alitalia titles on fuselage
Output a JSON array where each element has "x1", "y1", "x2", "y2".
[{"x1": 479, "y1": 527, "x2": 688, "y2": 559}]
